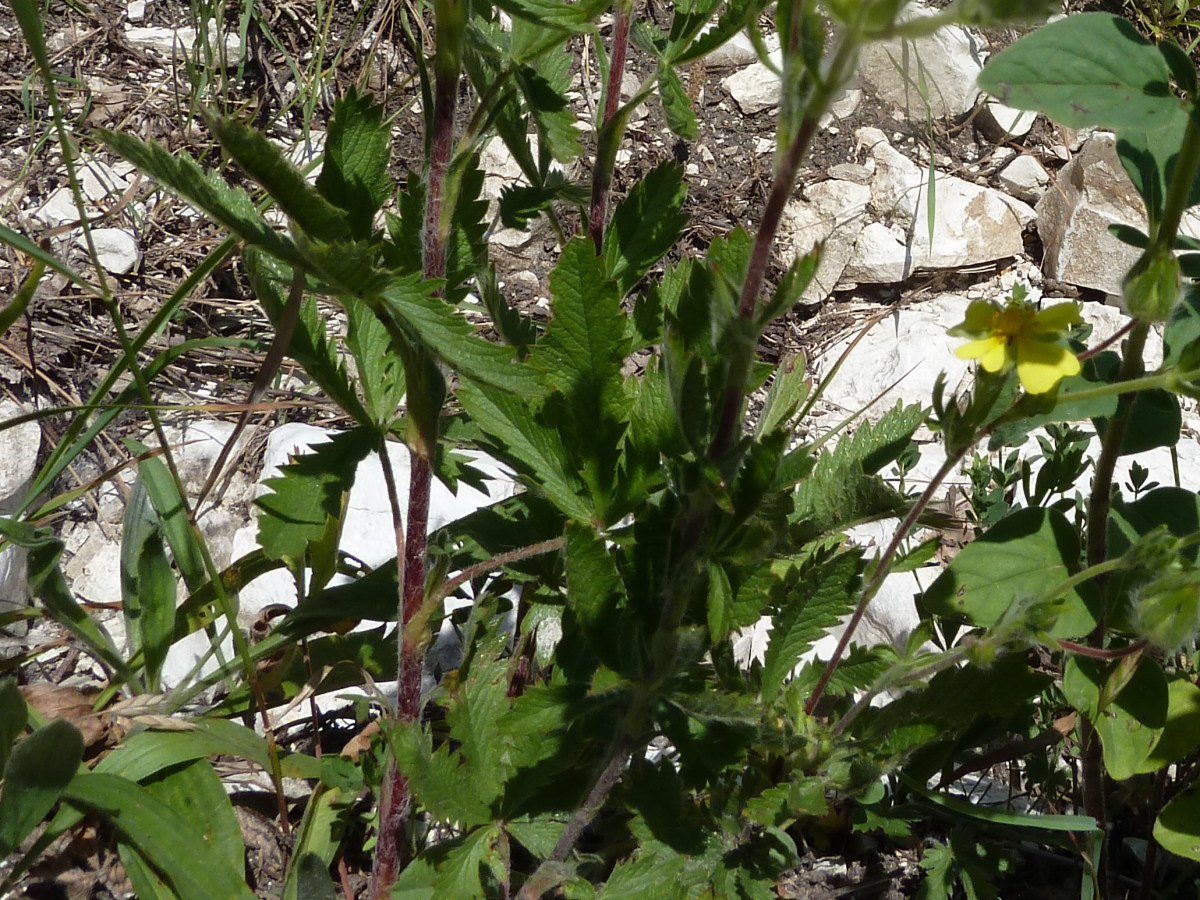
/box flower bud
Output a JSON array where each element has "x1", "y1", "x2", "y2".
[{"x1": 1123, "y1": 245, "x2": 1181, "y2": 323}]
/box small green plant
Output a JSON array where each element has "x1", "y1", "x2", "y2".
[{"x1": 8, "y1": 0, "x2": 1200, "y2": 898}]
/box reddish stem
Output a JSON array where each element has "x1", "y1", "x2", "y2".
[{"x1": 588, "y1": 2, "x2": 633, "y2": 252}]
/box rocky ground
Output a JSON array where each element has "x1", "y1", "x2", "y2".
[{"x1": 2, "y1": 0, "x2": 1199, "y2": 895}]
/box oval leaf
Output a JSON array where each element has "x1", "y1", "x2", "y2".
[{"x1": 977, "y1": 14, "x2": 1181, "y2": 131}]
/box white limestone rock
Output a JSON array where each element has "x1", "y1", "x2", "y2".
[
  {"x1": 81, "y1": 228, "x2": 140, "y2": 275},
  {"x1": 781, "y1": 179, "x2": 873, "y2": 304},
  {"x1": 856, "y1": 4, "x2": 983, "y2": 118},
  {"x1": 844, "y1": 127, "x2": 1034, "y2": 281},
  {"x1": 998, "y1": 154, "x2": 1050, "y2": 203},
  {"x1": 0, "y1": 402, "x2": 41, "y2": 620},
  {"x1": 1036, "y1": 132, "x2": 1145, "y2": 297},
  {"x1": 976, "y1": 101, "x2": 1037, "y2": 142},
  {"x1": 124, "y1": 24, "x2": 244, "y2": 65},
  {"x1": 722, "y1": 55, "x2": 782, "y2": 114}
]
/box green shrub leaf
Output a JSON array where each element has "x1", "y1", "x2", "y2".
[
  {"x1": 761, "y1": 550, "x2": 861, "y2": 702},
  {"x1": 922, "y1": 507, "x2": 1098, "y2": 638},
  {"x1": 977, "y1": 14, "x2": 1181, "y2": 131},
  {"x1": 256, "y1": 427, "x2": 375, "y2": 560},
  {"x1": 603, "y1": 163, "x2": 689, "y2": 295},
  {"x1": 316, "y1": 89, "x2": 391, "y2": 240}
]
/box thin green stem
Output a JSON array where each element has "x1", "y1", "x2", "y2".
[{"x1": 805, "y1": 442, "x2": 968, "y2": 715}]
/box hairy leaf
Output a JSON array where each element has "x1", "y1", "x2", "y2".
[
  {"x1": 97, "y1": 130, "x2": 307, "y2": 270},
  {"x1": 256, "y1": 427, "x2": 375, "y2": 560},
  {"x1": 604, "y1": 163, "x2": 690, "y2": 295},
  {"x1": 316, "y1": 89, "x2": 390, "y2": 239},
  {"x1": 761, "y1": 550, "x2": 861, "y2": 702},
  {"x1": 210, "y1": 116, "x2": 351, "y2": 242}
]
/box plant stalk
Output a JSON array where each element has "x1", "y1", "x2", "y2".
[
  {"x1": 588, "y1": 0, "x2": 635, "y2": 252},
  {"x1": 369, "y1": 2, "x2": 463, "y2": 895}
]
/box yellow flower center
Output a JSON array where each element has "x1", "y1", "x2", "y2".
[{"x1": 994, "y1": 306, "x2": 1031, "y2": 340}]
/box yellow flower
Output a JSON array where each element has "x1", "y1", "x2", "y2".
[{"x1": 949, "y1": 296, "x2": 1082, "y2": 394}]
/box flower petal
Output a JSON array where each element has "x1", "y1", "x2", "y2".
[
  {"x1": 1031, "y1": 302, "x2": 1082, "y2": 333},
  {"x1": 1015, "y1": 339, "x2": 1081, "y2": 394},
  {"x1": 955, "y1": 336, "x2": 1010, "y2": 372},
  {"x1": 948, "y1": 300, "x2": 1001, "y2": 337}
]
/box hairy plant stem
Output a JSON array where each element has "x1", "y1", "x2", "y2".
[
  {"x1": 1078, "y1": 319, "x2": 1149, "y2": 897},
  {"x1": 806, "y1": 443, "x2": 971, "y2": 714},
  {"x1": 588, "y1": 0, "x2": 635, "y2": 251},
  {"x1": 369, "y1": 3, "x2": 463, "y2": 895},
  {"x1": 710, "y1": 32, "x2": 859, "y2": 460}
]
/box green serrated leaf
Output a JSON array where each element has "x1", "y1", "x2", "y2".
[
  {"x1": 516, "y1": 60, "x2": 582, "y2": 163},
  {"x1": 671, "y1": 0, "x2": 769, "y2": 66},
  {"x1": 209, "y1": 116, "x2": 351, "y2": 243},
  {"x1": 243, "y1": 249, "x2": 372, "y2": 423},
  {"x1": 391, "y1": 722, "x2": 494, "y2": 826},
  {"x1": 791, "y1": 403, "x2": 923, "y2": 539},
  {"x1": 256, "y1": 427, "x2": 375, "y2": 560},
  {"x1": 604, "y1": 163, "x2": 690, "y2": 295},
  {"x1": 976, "y1": 14, "x2": 1180, "y2": 131},
  {"x1": 565, "y1": 522, "x2": 627, "y2": 669},
  {"x1": 98, "y1": 129, "x2": 308, "y2": 266},
  {"x1": 456, "y1": 380, "x2": 591, "y2": 520},
  {"x1": 657, "y1": 64, "x2": 698, "y2": 140},
  {"x1": 316, "y1": 88, "x2": 390, "y2": 240},
  {"x1": 761, "y1": 550, "x2": 861, "y2": 702}
]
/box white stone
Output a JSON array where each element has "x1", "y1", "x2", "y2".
[
  {"x1": 0, "y1": 402, "x2": 41, "y2": 620},
  {"x1": 285, "y1": 132, "x2": 326, "y2": 183},
  {"x1": 1036, "y1": 132, "x2": 1145, "y2": 297},
  {"x1": 815, "y1": 292, "x2": 975, "y2": 417},
  {"x1": 998, "y1": 154, "x2": 1050, "y2": 203},
  {"x1": 705, "y1": 29, "x2": 761, "y2": 68},
  {"x1": 0, "y1": 402, "x2": 39, "y2": 508},
  {"x1": 846, "y1": 127, "x2": 1034, "y2": 280},
  {"x1": 126, "y1": 0, "x2": 146, "y2": 21},
  {"x1": 34, "y1": 187, "x2": 83, "y2": 228},
  {"x1": 842, "y1": 222, "x2": 911, "y2": 283},
  {"x1": 81, "y1": 228, "x2": 140, "y2": 275},
  {"x1": 124, "y1": 24, "x2": 244, "y2": 65},
  {"x1": 978, "y1": 101, "x2": 1037, "y2": 141},
  {"x1": 80, "y1": 158, "x2": 131, "y2": 203},
  {"x1": 722, "y1": 54, "x2": 782, "y2": 114},
  {"x1": 856, "y1": 4, "x2": 983, "y2": 118},
  {"x1": 781, "y1": 179, "x2": 873, "y2": 303}
]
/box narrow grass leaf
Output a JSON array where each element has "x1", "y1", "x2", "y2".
[
  {"x1": 0, "y1": 679, "x2": 26, "y2": 774},
  {"x1": 118, "y1": 480, "x2": 175, "y2": 690},
  {"x1": 0, "y1": 719, "x2": 83, "y2": 856},
  {"x1": 0, "y1": 518, "x2": 133, "y2": 683},
  {"x1": 62, "y1": 773, "x2": 256, "y2": 900}
]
